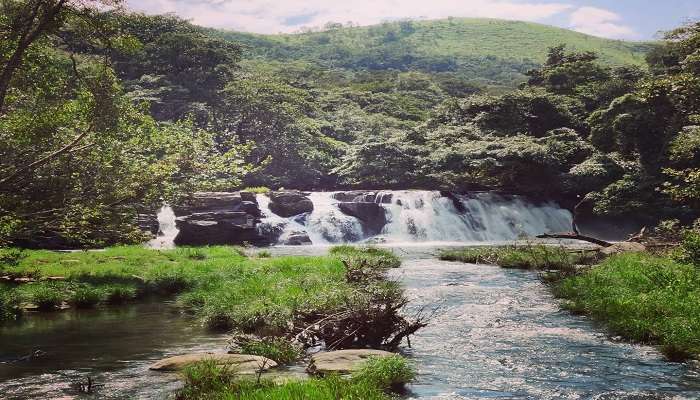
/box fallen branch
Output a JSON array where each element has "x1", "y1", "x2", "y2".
[{"x1": 536, "y1": 233, "x2": 612, "y2": 247}]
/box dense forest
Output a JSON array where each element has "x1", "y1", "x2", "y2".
[{"x1": 0, "y1": 0, "x2": 698, "y2": 247}]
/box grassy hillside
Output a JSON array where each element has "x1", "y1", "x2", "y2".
[{"x1": 212, "y1": 18, "x2": 654, "y2": 87}]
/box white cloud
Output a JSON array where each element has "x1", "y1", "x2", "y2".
[
  {"x1": 568, "y1": 6, "x2": 638, "y2": 39},
  {"x1": 124, "y1": 0, "x2": 574, "y2": 33}
]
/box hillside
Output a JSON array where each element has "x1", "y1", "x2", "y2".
[{"x1": 213, "y1": 18, "x2": 655, "y2": 87}]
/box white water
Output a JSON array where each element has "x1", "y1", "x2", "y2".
[
  {"x1": 147, "y1": 205, "x2": 179, "y2": 249},
  {"x1": 257, "y1": 191, "x2": 573, "y2": 245}
]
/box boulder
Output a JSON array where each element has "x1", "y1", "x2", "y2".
[
  {"x1": 600, "y1": 242, "x2": 647, "y2": 256},
  {"x1": 338, "y1": 202, "x2": 387, "y2": 235},
  {"x1": 136, "y1": 212, "x2": 159, "y2": 235},
  {"x1": 283, "y1": 231, "x2": 312, "y2": 246},
  {"x1": 307, "y1": 349, "x2": 394, "y2": 375},
  {"x1": 174, "y1": 211, "x2": 265, "y2": 246},
  {"x1": 149, "y1": 353, "x2": 277, "y2": 372},
  {"x1": 173, "y1": 192, "x2": 266, "y2": 245},
  {"x1": 174, "y1": 192, "x2": 244, "y2": 214},
  {"x1": 268, "y1": 191, "x2": 314, "y2": 217},
  {"x1": 332, "y1": 191, "x2": 394, "y2": 203}
]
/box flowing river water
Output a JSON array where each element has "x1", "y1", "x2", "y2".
[{"x1": 1, "y1": 245, "x2": 700, "y2": 399}]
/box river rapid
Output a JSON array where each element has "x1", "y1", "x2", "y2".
[{"x1": 1, "y1": 246, "x2": 699, "y2": 399}]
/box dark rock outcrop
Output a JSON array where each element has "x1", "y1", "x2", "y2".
[
  {"x1": 338, "y1": 202, "x2": 387, "y2": 235},
  {"x1": 268, "y1": 190, "x2": 313, "y2": 217},
  {"x1": 333, "y1": 191, "x2": 393, "y2": 204},
  {"x1": 136, "y1": 212, "x2": 159, "y2": 235},
  {"x1": 174, "y1": 192, "x2": 266, "y2": 245}
]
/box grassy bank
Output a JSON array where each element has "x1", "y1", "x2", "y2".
[
  {"x1": 177, "y1": 355, "x2": 415, "y2": 400},
  {"x1": 0, "y1": 246, "x2": 407, "y2": 343},
  {"x1": 439, "y1": 244, "x2": 596, "y2": 273},
  {"x1": 553, "y1": 253, "x2": 700, "y2": 361}
]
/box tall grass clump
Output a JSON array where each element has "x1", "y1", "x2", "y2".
[
  {"x1": 230, "y1": 335, "x2": 301, "y2": 364},
  {"x1": 554, "y1": 253, "x2": 700, "y2": 361},
  {"x1": 176, "y1": 355, "x2": 415, "y2": 400},
  {"x1": 439, "y1": 245, "x2": 592, "y2": 272}
]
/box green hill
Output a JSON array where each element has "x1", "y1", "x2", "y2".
[{"x1": 212, "y1": 18, "x2": 654, "y2": 87}]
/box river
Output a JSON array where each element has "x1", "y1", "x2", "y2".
[{"x1": 1, "y1": 246, "x2": 699, "y2": 399}]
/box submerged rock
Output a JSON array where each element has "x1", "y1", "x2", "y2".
[
  {"x1": 337, "y1": 202, "x2": 387, "y2": 235},
  {"x1": 283, "y1": 231, "x2": 312, "y2": 245},
  {"x1": 268, "y1": 190, "x2": 314, "y2": 217},
  {"x1": 306, "y1": 349, "x2": 394, "y2": 375},
  {"x1": 149, "y1": 353, "x2": 277, "y2": 372}
]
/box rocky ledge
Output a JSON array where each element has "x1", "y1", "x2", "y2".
[{"x1": 173, "y1": 192, "x2": 267, "y2": 246}]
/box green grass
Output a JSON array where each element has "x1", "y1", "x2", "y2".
[
  {"x1": 439, "y1": 245, "x2": 593, "y2": 272},
  {"x1": 553, "y1": 253, "x2": 700, "y2": 361},
  {"x1": 232, "y1": 336, "x2": 301, "y2": 365},
  {"x1": 0, "y1": 246, "x2": 406, "y2": 346},
  {"x1": 176, "y1": 355, "x2": 414, "y2": 400}
]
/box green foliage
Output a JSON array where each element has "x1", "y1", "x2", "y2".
[
  {"x1": 232, "y1": 336, "x2": 301, "y2": 365},
  {"x1": 440, "y1": 245, "x2": 592, "y2": 272},
  {"x1": 352, "y1": 355, "x2": 416, "y2": 391},
  {"x1": 69, "y1": 286, "x2": 102, "y2": 308},
  {"x1": 176, "y1": 355, "x2": 414, "y2": 400},
  {"x1": 215, "y1": 18, "x2": 650, "y2": 87},
  {"x1": 0, "y1": 288, "x2": 21, "y2": 321},
  {"x1": 554, "y1": 253, "x2": 700, "y2": 360},
  {"x1": 675, "y1": 229, "x2": 700, "y2": 266}
]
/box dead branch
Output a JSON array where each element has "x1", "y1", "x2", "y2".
[{"x1": 536, "y1": 233, "x2": 612, "y2": 247}]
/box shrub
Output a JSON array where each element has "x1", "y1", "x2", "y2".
[
  {"x1": 103, "y1": 284, "x2": 138, "y2": 304},
  {"x1": 353, "y1": 355, "x2": 416, "y2": 391},
  {"x1": 231, "y1": 335, "x2": 301, "y2": 364},
  {"x1": 0, "y1": 248, "x2": 25, "y2": 268},
  {"x1": 256, "y1": 250, "x2": 271, "y2": 258},
  {"x1": 29, "y1": 284, "x2": 64, "y2": 310},
  {"x1": 0, "y1": 289, "x2": 21, "y2": 321},
  {"x1": 241, "y1": 187, "x2": 271, "y2": 194},
  {"x1": 675, "y1": 230, "x2": 700, "y2": 266},
  {"x1": 70, "y1": 286, "x2": 102, "y2": 308}
]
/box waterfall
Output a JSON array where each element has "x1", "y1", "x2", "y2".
[
  {"x1": 257, "y1": 190, "x2": 573, "y2": 245},
  {"x1": 148, "y1": 205, "x2": 179, "y2": 249}
]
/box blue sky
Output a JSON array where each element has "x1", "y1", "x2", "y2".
[{"x1": 125, "y1": 0, "x2": 699, "y2": 40}]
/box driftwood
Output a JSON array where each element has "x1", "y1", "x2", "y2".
[{"x1": 536, "y1": 233, "x2": 612, "y2": 247}]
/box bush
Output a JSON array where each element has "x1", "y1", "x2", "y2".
[
  {"x1": 353, "y1": 355, "x2": 416, "y2": 391},
  {"x1": 554, "y1": 253, "x2": 700, "y2": 361},
  {"x1": 0, "y1": 289, "x2": 21, "y2": 321},
  {"x1": 0, "y1": 248, "x2": 25, "y2": 268},
  {"x1": 70, "y1": 286, "x2": 102, "y2": 308},
  {"x1": 675, "y1": 230, "x2": 700, "y2": 266},
  {"x1": 231, "y1": 335, "x2": 301, "y2": 364},
  {"x1": 103, "y1": 284, "x2": 138, "y2": 304},
  {"x1": 256, "y1": 250, "x2": 271, "y2": 258},
  {"x1": 29, "y1": 284, "x2": 64, "y2": 310}
]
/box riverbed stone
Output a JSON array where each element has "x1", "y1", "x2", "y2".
[
  {"x1": 268, "y1": 190, "x2": 314, "y2": 217},
  {"x1": 306, "y1": 349, "x2": 394, "y2": 375},
  {"x1": 600, "y1": 241, "x2": 647, "y2": 255},
  {"x1": 283, "y1": 231, "x2": 313, "y2": 245},
  {"x1": 149, "y1": 353, "x2": 277, "y2": 372}
]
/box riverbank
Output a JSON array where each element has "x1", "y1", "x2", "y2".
[
  {"x1": 0, "y1": 245, "x2": 421, "y2": 398},
  {"x1": 439, "y1": 243, "x2": 700, "y2": 362}
]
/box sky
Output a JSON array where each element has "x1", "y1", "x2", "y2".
[{"x1": 124, "y1": 0, "x2": 700, "y2": 40}]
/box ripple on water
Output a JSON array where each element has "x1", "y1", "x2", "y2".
[{"x1": 393, "y1": 257, "x2": 700, "y2": 400}]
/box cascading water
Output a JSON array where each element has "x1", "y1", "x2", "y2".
[
  {"x1": 257, "y1": 190, "x2": 573, "y2": 245},
  {"x1": 148, "y1": 205, "x2": 179, "y2": 249}
]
